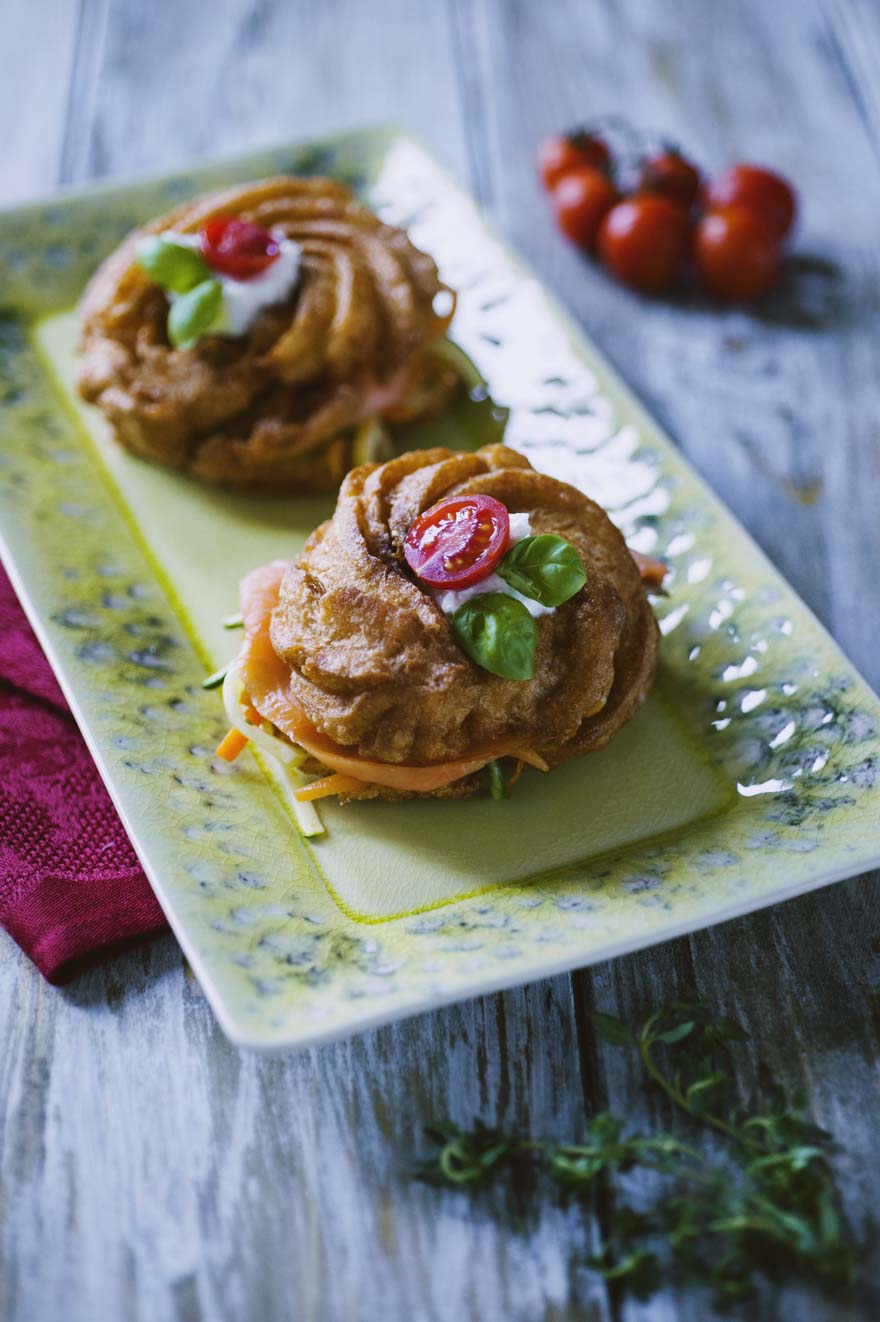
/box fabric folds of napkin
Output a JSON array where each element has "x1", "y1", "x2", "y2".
[{"x1": 0, "y1": 566, "x2": 168, "y2": 983}]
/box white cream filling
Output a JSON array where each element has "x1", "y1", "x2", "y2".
[
  {"x1": 163, "y1": 229, "x2": 301, "y2": 336},
  {"x1": 432, "y1": 512, "x2": 556, "y2": 619}
]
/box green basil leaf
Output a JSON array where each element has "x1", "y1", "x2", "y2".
[
  {"x1": 135, "y1": 234, "x2": 213, "y2": 294},
  {"x1": 496, "y1": 533, "x2": 586, "y2": 607},
  {"x1": 452, "y1": 592, "x2": 537, "y2": 681},
  {"x1": 167, "y1": 279, "x2": 224, "y2": 350}
]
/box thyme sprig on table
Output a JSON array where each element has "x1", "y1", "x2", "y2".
[{"x1": 419, "y1": 1000, "x2": 857, "y2": 1308}]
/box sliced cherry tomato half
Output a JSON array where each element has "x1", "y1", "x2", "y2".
[
  {"x1": 404, "y1": 495, "x2": 510, "y2": 589},
  {"x1": 199, "y1": 216, "x2": 280, "y2": 280}
]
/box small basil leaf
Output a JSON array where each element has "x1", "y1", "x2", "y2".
[
  {"x1": 135, "y1": 234, "x2": 212, "y2": 294},
  {"x1": 452, "y1": 592, "x2": 537, "y2": 681},
  {"x1": 167, "y1": 279, "x2": 224, "y2": 350},
  {"x1": 496, "y1": 534, "x2": 586, "y2": 607}
]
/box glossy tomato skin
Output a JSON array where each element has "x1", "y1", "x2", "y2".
[
  {"x1": 404, "y1": 495, "x2": 510, "y2": 589},
  {"x1": 200, "y1": 217, "x2": 280, "y2": 280},
  {"x1": 552, "y1": 168, "x2": 618, "y2": 251},
  {"x1": 597, "y1": 195, "x2": 691, "y2": 293},
  {"x1": 639, "y1": 151, "x2": 701, "y2": 209},
  {"x1": 703, "y1": 164, "x2": 796, "y2": 240},
  {"x1": 695, "y1": 206, "x2": 780, "y2": 302},
  {"x1": 568, "y1": 131, "x2": 612, "y2": 175},
  {"x1": 537, "y1": 132, "x2": 611, "y2": 190}
]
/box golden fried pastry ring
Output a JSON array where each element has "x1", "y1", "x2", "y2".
[
  {"x1": 238, "y1": 445, "x2": 659, "y2": 800},
  {"x1": 77, "y1": 177, "x2": 454, "y2": 491}
]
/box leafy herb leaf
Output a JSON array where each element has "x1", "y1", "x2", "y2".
[
  {"x1": 496, "y1": 534, "x2": 586, "y2": 607},
  {"x1": 590, "y1": 1010, "x2": 634, "y2": 1045},
  {"x1": 452, "y1": 592, "x2": 538, "y2": 680},
  {"x1": 418, "y1": 1122, "x2": 515, "y2": 1186},
  {"x1": 135, "y1": 234, "x2": 212, "y2": 294},
  {"x1": 656, "y1": 1020, "x2": 696, "y2": 1045},
  {"x1": 167, "y1": 279, "x2": 224, "y2": 350},
  {"x1": 419, "y1": 997, "x2": 858, "y2": 1307},
  {"x1": 585, "y1": 1246, "x2": 661, "y2": 1298}
]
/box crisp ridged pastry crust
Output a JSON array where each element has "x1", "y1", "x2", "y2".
[
  {"x1": 265, "y1": 445, "x2": 659, "y2": 798},
  {"x1": 76, "y1": 177, "x2": 453, "y2": 490}
]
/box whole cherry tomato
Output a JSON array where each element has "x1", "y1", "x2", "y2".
[
  {"x1": 404, "y1": 495, "x2": 511, "y2": 589},
  {"x1": 552, "y1": 167, "x2": 618, "y2": 251},
  {"x1": 200, "y1": 217, "x2": 280, "y2": 280},
  {"x1": 537, "y1": 131, "x2": 612, "y2": 190},
  {"x1": 639, "y1": 150, "x2": 701, "y2": 209},
  {"x1": 695, "y1": 206, "x2": 781, "y2": 302},
  {"x1": 597, "y1": 195, "x2": 691, "y2": 293},
  {"x1": 703, "y1": 164, "x2": 796, "y2": 240}
]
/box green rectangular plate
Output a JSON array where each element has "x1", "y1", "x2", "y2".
[{"x1": 2, "y1": 128, "x2": 879, "y2": 1050}]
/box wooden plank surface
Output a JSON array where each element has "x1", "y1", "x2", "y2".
[
  {"x1": 1, "y1": 1, "x2": 878, "y2": 1319},
  {"x1": 1, "y1": 0, "x2": 80, "y2": 203}
]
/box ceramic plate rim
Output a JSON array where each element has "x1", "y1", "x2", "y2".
[{"x1": 1, "y1": 126, "x2": 879, "y2": 1051}]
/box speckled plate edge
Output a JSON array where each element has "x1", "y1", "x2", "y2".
[{"x1": 1, "y1": 126, "x2": 879, "y2": 1051}]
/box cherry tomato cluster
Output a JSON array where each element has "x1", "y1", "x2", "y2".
[{"x1": 537, "y1": 126, "x2": 797, "y2": 302}]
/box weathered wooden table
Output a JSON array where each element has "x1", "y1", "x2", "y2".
[{"x1": 3, "y1": 2, "x2": 879, "y2": 1318}]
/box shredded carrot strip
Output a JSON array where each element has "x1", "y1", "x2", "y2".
[
  {"x1": 216, "y1": 728, "x2": 249, "y2": 762},
  {"x1": 630, "y1": 549, "x2": 668, "y2": 590},
  {"x1": 294, "y1": 773, "x2": 367, "y2": 802},
  {"x1": 244, "y1": 704, "x2": 263, "y2": 725},
  {"x1": 507, "y1": 760, "x2": 525, "y2": 790},
  {"x1": 516, "y1": 748, "x2": 550, "y2": 773}
]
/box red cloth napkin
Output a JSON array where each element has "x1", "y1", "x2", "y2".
[{"x1": 0, "y1": 566, "x2": 169, "y2": 982}]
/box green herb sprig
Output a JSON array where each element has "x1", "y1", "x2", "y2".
[
  {"x1": 135, "y1": 234, "x2": 224, "y2": 349},
  {"x1": 419, "y1": 1000, "x2": 857, "y2": 1308},
  {"x1": 167, "y1": 278, "x2": 223, "y2": 350},
  {"x1": 496, "y1": 533, "x2": 586, "y2": 607},
  {"x1": 452, "y1": 592, "x2": 538, "y2": 680},
  {"x1": 136, "y1": 235, "x2": 213, "y2": 293},
  {"x1": 449, "y1": 534, "x2": 585, "y2": 682}
]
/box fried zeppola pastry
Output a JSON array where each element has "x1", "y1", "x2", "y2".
[
  {"x1": 77, "y1": 177, "x2": 454, "y2": 491},
  {"x1": 223, "y1": 445, "x2": 661, "y2": 807}
]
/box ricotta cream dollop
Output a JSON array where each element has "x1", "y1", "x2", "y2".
[
  {"x1": 163, "y1": 230, "x2": 302, "y2": 336},
  {"x1": 432, "y1": 513, "x2": 556, "y2": 620}
]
